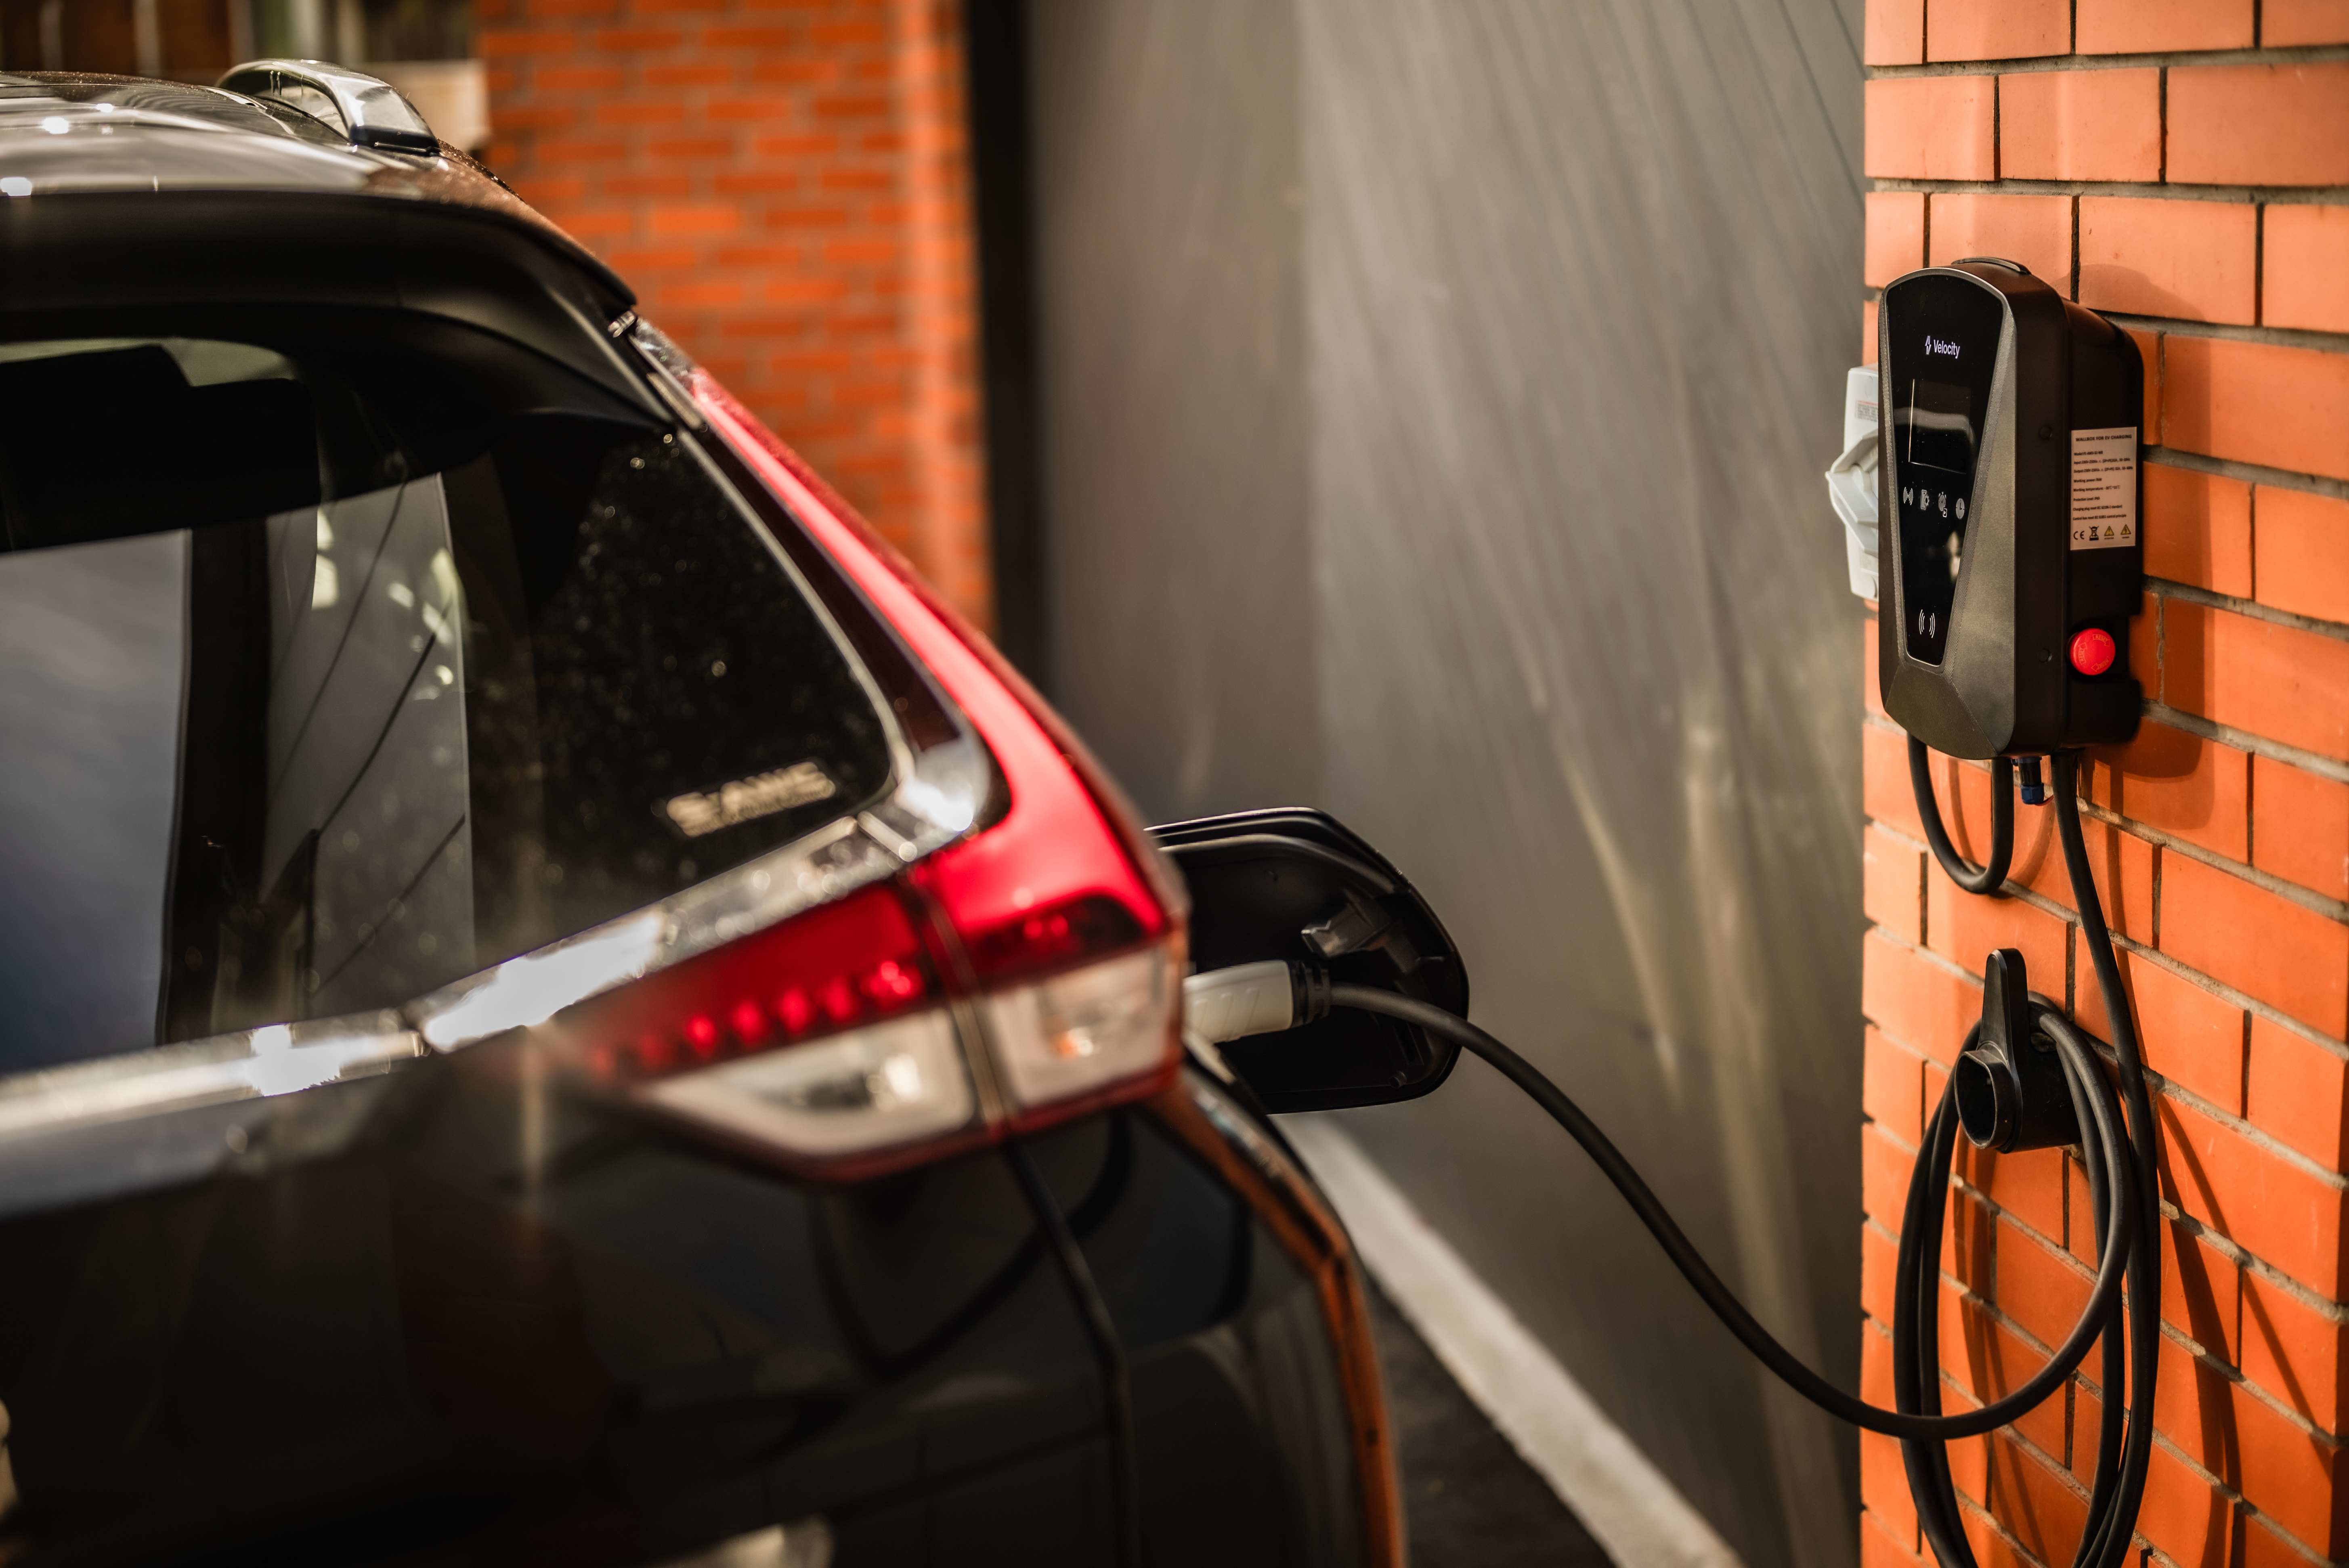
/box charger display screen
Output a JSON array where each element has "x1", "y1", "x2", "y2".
[
  {"x1": 1904, "y1": 379, "x2": 1975, "y2": 473},
  {"x1": 1884, "y1": 275, "x2": 2005, "y2": 667}
]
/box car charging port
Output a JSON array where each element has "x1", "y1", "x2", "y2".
[{"x1": 1953, "y1": 949, "x2": 2079, "y2": 1153}]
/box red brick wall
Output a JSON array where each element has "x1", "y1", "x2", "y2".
[
  {"x1": 477, "y1": 0, "x2": 993, "y2": 627},
  {"x1": 1859, "y1": 8, "x2": 2349, "y2": 1566}
]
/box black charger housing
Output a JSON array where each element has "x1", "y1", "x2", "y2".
[{"x1": 1877, "y1": 260, "x2": 2144, "y2": 758}]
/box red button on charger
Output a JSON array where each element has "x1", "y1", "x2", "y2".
[{"x1": 2069, "y1": 627, "x2": 2116, "y2": 676}]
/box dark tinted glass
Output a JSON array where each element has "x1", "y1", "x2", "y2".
[
  {"x1": 1884, "y1": 276, "x2": 2005, "y2": 665},
  {"x1": 0, "y1": 338, "x2": 894, "y2": 1073},
  {"x1": 1903, "y1": 377, "x2": 1975, "y2": 473}
]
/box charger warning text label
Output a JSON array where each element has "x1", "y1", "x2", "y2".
[{"x1": 2070, "y1": 426, "x2": 2138, "y2": 551}]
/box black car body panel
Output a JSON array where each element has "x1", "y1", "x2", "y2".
[{"x1": 0, "y1": 65, "x2": 1393, "y2": 1568}]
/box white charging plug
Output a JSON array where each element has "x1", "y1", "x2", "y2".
[{"x1": 1183, "y1": 961, "x2": 1299, "y2": 1044}]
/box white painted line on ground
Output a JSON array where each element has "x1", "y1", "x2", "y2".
[{"x1": 1285, "y1": 1115, "x2": 1745, "y2": 1568}]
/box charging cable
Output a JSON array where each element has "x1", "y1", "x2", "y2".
[{"x1": 1185, "y1": 750, "x2": 2160, "y2": 1567}]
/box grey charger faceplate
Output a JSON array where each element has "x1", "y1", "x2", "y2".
[{"x1": 1877, "y1": 260, "x2": 2144, "y2": 758}]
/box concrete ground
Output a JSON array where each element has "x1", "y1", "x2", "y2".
[{"x1": 1367, "y1": 1280, "x2": 1615, "y2": 1567}]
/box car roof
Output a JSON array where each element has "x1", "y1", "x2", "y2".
[{"x1": 0, "y1": 70, "x2": 622, "y2": 300}]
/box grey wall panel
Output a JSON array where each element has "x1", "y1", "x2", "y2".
[
  {"x1": 1027, "y1": 3, "x2": 1864, "y2": 1561},
  {"x1": 1029, "y1": 0, "x2": 1319, "y2": 820}
]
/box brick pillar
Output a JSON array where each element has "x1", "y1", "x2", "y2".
[
  {"x1": 1858, "y1": 8, "x2": 2349, "y2": 1566},
  {"x1": 476, "y1": 0, "x2": 993, "y2": 629}
]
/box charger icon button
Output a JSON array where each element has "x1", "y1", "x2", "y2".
[{"x1": 2069, "y1": 627, "x2": 2117, "y2": 676}]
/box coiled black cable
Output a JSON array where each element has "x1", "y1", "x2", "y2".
[
  {"x1": 1910, "y1": 736, "x2": 2016, "y2": 895},
  {"x1": 1324, "y1": 751, "x2": 2161, "y2": 1563}
]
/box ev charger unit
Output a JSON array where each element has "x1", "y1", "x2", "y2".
[
  {"x1": 1877, "y1": 258, "x2": 2143, "y2": 758},
  {"x1": 1183, "y1": 256, "x2": 2167, "y2": 1568}
]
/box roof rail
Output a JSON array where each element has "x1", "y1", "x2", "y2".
[{"x1": 215, "y1": 59, "x2": 439, "y2": 155}]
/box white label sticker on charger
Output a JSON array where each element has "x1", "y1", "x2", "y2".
[{"x1": 2070, "y1": 427, "x2": 2138, "y2": 550}]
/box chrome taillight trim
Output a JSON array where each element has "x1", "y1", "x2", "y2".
[
  {"x1": 409, "y1": 733, "x2": 989, "y2": 1052},
  {"x1": 0, "y1": 1010, "x2": 421, "y2": 1140}
]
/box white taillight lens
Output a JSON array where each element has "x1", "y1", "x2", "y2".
[
  {"x1": 642, "y1": 1008, "x2": 974, "y2": 1159},
  {"x1": 980, "y1": 943, "x2": 1178, "y2": 1111}
]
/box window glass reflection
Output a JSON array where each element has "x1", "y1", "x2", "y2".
[{"x1": 0, "y1": 338, "x2": 897, "y2": 1074}]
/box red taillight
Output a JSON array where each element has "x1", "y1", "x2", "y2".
[
  {"x1": 528, "y1": 375, "x2": 1189, "y2": 1178},
  {"x1": 563, "y1": 883, "x2": 935, "y2": 1086}
]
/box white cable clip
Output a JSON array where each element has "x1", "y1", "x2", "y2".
[{"x1": 1826, "y1": 365, "x2": 1880, "y2": 601}]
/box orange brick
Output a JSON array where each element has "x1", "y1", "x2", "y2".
[
  {"x1": 2241, "y1": 1267, "x2": 2349, "y2": 1433},
  {"x1": 1926, "y1": 874, "x2": 2070, "y2": 995},
  {"x1": 2073, "y1": 947, "x2": 2246, "y2": 1113},
  {"x1": 2163, "y1": 601, "x2": 2349, "y2": 763},
  {"x1": 596, "y1": 100, "x2": 686, "y2": 126},
  {"x1": 2169, "y1": 64, "x2": 2349, "y2": 187},
  {"x1": 2130, "y1": 588, "x2": 2163, "y2": 693},
  {"x1": 1971, "y1": 1309, "x2": 2070, "y2": 1459},
  {"x1": 2142, "y1": 463, "x2": 2252, "y2": 597},
  {"x1": 1866, "y1": 721, "x2": 1927, "y2": 840},
  {"x1": 1865, "y1": 77, "x2": 1997, "y2": 180},
  {"x1": 535, "y1": 135, "x2": 628, "y2": 164},
  {"x1": 2255, "y1": 487, "x2": 2349, "y2": 626},
  {"x1": 2229, "y1": 1377, "x2": 2347, "y2": 1553},
  {"x1": 1864, "y1": 615, "x2": 1886, "y2": 718},
  {"x1": 1927, "y1": 193, "x2": 2073, "y2": 297},
  {"x1": 2253, "y1": 755, "x2": 2349, "y2": 903},
  {"x1": 2078, "y1": 198, "x2": 2257, "y2": 326},
  {"x1": 2084, "y1": 719, "x2": 2249, "y2": 861},
  {"x1": 2064, "y1": 1154, "x2": 2099, "y2": 1267},
  {"x1": 2163, "y1": 851, "x2": 2349, "y2": 1036},
  {"x1": 2167, "y1": 336, "x2": 2349, "y2": 482},
  {"x1": 641, "y1": 62, "x2": 734, "y2": 88},
  {"x1": 1864, "y1": 297, "x2": 1880, "y2": 366},
  {"x1": 1862, "y1": 1442, "x2": 1923, "y2": 1560},
  {"x1": 1958, "y1": 1503, "x2": 2031, "y2": 1568},
  {"x1": 1866, "y1": 192, "x2": 1925, "y2": 290},
  {"x1": 1962, "y1": 1137, "x2": 2069, "y2": 1245},
  {"x1": 2137, "y1": 1439, "x2": 2236, "y2": 1568},
  {"x1": 1998, "y1": 1218, "x2": 2093, "y2": 1350},
  {"x1": 2153, "y1": 1338, "x2": 2248, "y2": 1480},
  {"x1": 1866, "y1": 0, "x2": 1925, "y2": 63},
  {"x1": 532, "y1": 65, "x2": 625, "y2": 91},
  {"x1": 1865, "y1": 928, "x2": 1982, "y2": 1065},
  {"x1": 479, "y1": 27, "x2": 578, "y2": 55},
  {"x1": 591, "y1": 27, "x2": 686, "y2": 51},
  {"x1": 1867, "y1": 1121, "x2": 1921, "y2": 1226},
  {"x1": 1927, "y1": 0, "x2": 2068, "y2": 60},
  {"x1": 1865, "y1": 1310, "x2": 1901, "y2": 1405},
  {"x1": 2160, "y1": 1095, "x2": 2349, "y2": 1297},
  {"x1": 1865, "y1": 1218, "x2": 1902, "y2": 1325},
  {"x1": 2127, "y1": 328, "x2": 2161, "y2": 438},
  {"x1": 1860, "y1": 1507, "x2": 1924, "y2": 1568},
  {"x1": 1997, "y1": 68, "x2": 2159, "y2": 182},
  {"x1": 2078, "y1": 0, "x2": 2254, "y2": 50},
  {"x1": 2248, "y1": 1015, "x2": 2349, "y2": 1174},
  {"x1": 2167, "y1": 1218, "x2": 2245, "y2": 1366},
  {"x1": 604, "y1": 173, "x2": 693, "y2": 199},
  {"x1": 648, "y1": 205, "x2": 741, "y2": 236},
  {"x1": 2265, "y1": 206, "x2": 2349, "y2": 336},
  {"x1": 1951, "y1": 1182, "x2": 1996, "y2": 1295},
  {"x1": 2244, "y1": 1513, "x2": 2317, "y2": 1568},
  {"x1": 2014, "y1": 813, "x2": 2153, "y2": 945},
  {"x1": 1867, "y1": 1026, "x2": 1929, "y2": 1148},
  {"x1": 2265, "y1": 0, "x2": 2349, "y2": 44},
  {"x1": 1987, "y1": 1434, "x2": 2086, "y2": 1564},
  {"x1": 1867, "y1": 824, "x2": 1926, "y2": 944}
]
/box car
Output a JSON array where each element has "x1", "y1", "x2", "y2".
[{"x1": 0, "y1": 62, "x2": 1468, "y2": 1568}]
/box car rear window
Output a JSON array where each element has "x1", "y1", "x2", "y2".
[{"x1": 0, "y1": 335, "x2": 898, "y2": 1072}]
